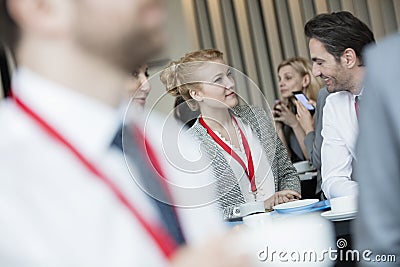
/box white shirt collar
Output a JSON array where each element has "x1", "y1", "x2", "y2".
[
  {"x1": 354, "y1": 88, "x2": 364, "y2": 98},
  {"x1": 12, "y1": 68, "x2": 121, "y2": 159}
]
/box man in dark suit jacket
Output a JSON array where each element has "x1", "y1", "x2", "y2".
[
  {"x1": 354, "y1": 33, "x2": 400, "y2": 266},
  {"x1": 301, "y1": 87, "x2": 329, "y2": 199}
]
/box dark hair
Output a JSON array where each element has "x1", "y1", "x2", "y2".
[
  {"x1": 173, "y1": 96, "x2": 199, "y2": 128},
  {"x1": 0, "y1": 0, "x2": 19, "y2": 48},
  {"x1": 304, "y1": 11, "x2": 375, "y2": 64}
]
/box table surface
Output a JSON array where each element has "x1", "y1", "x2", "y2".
[{"x1": 226, "y1": 208, "x2": 355, "y2": 238}]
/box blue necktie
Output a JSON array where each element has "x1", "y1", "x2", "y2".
[{"x1": 111, "y1": 126, "x2": 186, "y2": 246}]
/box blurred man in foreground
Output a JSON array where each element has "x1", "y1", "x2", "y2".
[
  {"x1": 0, "y1": 0, "x2": 249, "y2": 266},
  {"x1": 354, "y1": 33, "x2": 400, "y2": 266}
]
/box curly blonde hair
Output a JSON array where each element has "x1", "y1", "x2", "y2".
[
  {"x1": 160, "y1": 49, "x2": 224, "y2": 110},
  {"x1": 277, "y1": 57, "x2": 324, "y2": 101}
]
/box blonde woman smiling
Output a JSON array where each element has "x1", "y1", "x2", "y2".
[{"x1": 160, "y1": 49, "x2": 300, "y2": 220}]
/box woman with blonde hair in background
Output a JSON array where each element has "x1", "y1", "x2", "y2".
[
  {"x1": 160, "y1": 49, "x2": 300, "y2": 220},
  {"x1": 273, "y1": 57, "x2": 324, "y2": 163}
]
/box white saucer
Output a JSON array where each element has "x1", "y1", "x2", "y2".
[
  {"x1": 321, "y1": 210, "x2": 357, "y2": 221},
  {"x1": 293, "y1": 160, "x2": 316, "y2": 174},
  {"x1": 273, "y1": 199, "x2": 319, "y2": 213}
]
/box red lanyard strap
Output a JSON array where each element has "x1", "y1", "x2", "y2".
[
  {"x1": 199, "y1": 116, "x2": 256, "y2": 192},
  {"x1": 13, "y1": 95, "x2": 178, "y2": 259}
]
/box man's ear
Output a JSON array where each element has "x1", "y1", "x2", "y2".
[
  {"x1": 7, "y1": 0, "x2": 71, "y2": 38},
  {"x1": 189, "y1": 89, "x2": 203, "y2": 102},
  {"x1": 341, "y1": 48, "x2": 357, "y2": 69},
  {"x1": 302, "y1": 74, "x2": 311, "y2": 88}
]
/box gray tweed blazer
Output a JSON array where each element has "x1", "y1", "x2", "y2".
[{"x1": 188, "y1": 105, "x2": 300, "y2": 219}]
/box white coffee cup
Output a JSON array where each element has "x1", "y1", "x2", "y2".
[
  {"x1": 239, "y1": 201, "x2": 265, "y2": 217},
  {"x1": 241, "y1": 212, "x2": 335, "y2": 266},
  {"x1": 330, "y1": 195, "x2": 357, "y2": 214},
  {"x1": 242, "y1": 212, "x2": 273, "y2": 227},
  {"x1": 293, "y1": 160, "x2": 313, "y2": 173}
]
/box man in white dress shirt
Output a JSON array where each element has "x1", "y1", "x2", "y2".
[
  {"x1": 0, "y1": 0, "x2": 249, "y2": 266},
  {"x1": 304, "y1": 12, "x2": 375, "y2": 199}
]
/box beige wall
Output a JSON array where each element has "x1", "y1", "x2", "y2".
[
  {"x1": 145, "y1": 0, "x2": 195, "y2": 115},
  {"x1": 169, "y1": 0, "x2": 400, "y2": 110},
  {"x1": 0, "y1": 0, "x2": 195, "y2": 114},
  {"x1": 2, "y1": 0, "x2": 400, "y2": 114}
]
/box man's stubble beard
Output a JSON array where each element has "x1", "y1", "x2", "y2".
[
  {"x1": 74, "y1": 24, "x2": 165, "y2": 74},
  {"x1": 329, "y1": 65, "x2": 353, "y2": 93}
]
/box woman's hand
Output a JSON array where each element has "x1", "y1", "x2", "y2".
[
  {"x1": 274, "y1": 103, "x2": 299, "y2": 128},
  {"x1": 273, "y1": 100, "x2": 282, "y2": 118},
  {"x1": 296, "y1": 101, "x2": 315, "y2": 134},
  {"x1": 264, "y1": 190, "x2": 302, "y2": 210}
]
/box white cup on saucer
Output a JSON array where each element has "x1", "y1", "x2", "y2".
[
  {"x1": 239, "y1": 201, "x2": 265, "y2": 217},
  {"x1": 240, "y1": 212, "x2": 335, "y2": 266},
  {"x1": 293, "y1": 160, "x2": 313, "y2": 173},
  {"x1": 330, "y1": 195, "x2": 357, "y2": 214},
  {"x1": 242, "y1": 212, "x2": 273, "y2": 227}
]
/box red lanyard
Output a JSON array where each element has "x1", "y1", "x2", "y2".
[
  {"x1": 12, "y1": 95, "x2": 178, "y2": 260},
  {"x1": 199, "y1": 116, "x2": 256, "y2": 192}
]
